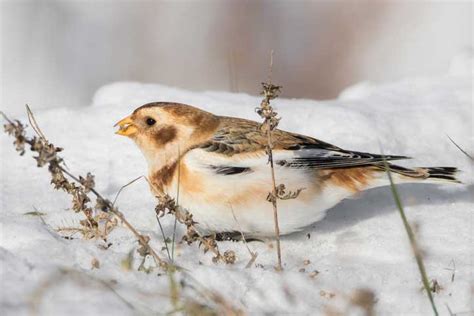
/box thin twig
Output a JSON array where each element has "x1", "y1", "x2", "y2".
[
  {"x1": 0, "y1": 110, "x2": 13, "y2": 124},
  {"x1": 3, "y1": 108, "x2": 168, "y2": 267},
  {"x1": 145, "y1": 176, "x2": 173, "y2": 260},
  {"x1": 445, "y1": 304, "x2": 454, "y2": 316},
  {"x1": 156, "y1": 214, "x2": 172, "y2": 260},
  {"x1": 113, "y1": 207, "x2": 166, "y2": 266},
  {"x1": 56, "y1": 165, "x2": 150, "y2": 251},
  {"x1": 267, "y1": 51, "x2": 282, "y2": 268},
  {"x1": 229, "y1": 204, "x2": 258, "y2": 268},
  {"x1": 26, "y1": 104, "x2": 46, "y2": 140},
  {"x1": 25, "y1": 104, "x2": 94, "y2": 228},
  {"x1": 112, "y1": 175, "x2": 144, "y2": 207},
  {"x1": 267, "y1": 134, "x2": 282, "y2": 270},
  {"x1": 172, "y1": 146, "x2": 181, "y2": 262},
  {"x1": 3, "y1": 108, "x2": 241, "y2": 314},
  {"x1": 447, "y1": 134, "x2": 473, "y2": 161},
  {"x1": 257, "y1": 50, "x2": 283, "y2": 270},
  {"x1": 155, "y1": 193, "x2": 235, "y2": 264},
  {"x1": 382, "y1": 154, "x2": 438, "y2": 316},
  {"x1": 171, "y1": 215, "x2": 178, "y2": 261}
]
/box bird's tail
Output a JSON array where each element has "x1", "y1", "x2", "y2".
[{"x1": 382, "y1": 164, "x2": 460, "y2": 184}]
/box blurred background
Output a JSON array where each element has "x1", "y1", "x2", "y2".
[{"x1": 1, "y1": 0, "x2": 472, "y2": 114}]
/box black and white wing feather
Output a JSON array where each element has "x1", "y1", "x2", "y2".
[{"x1": 198, "y1": 117, "x2": 409, "y2": 172}]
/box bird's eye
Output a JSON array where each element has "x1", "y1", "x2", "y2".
[{"x1": 146, "y1": 117, "x2": 156, "y2": 126}]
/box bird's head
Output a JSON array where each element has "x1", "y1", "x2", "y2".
[{"x1": 115, "y1": 102, "x2": 219, "y2": 170}]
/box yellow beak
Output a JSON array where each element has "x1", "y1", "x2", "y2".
[{"x1": 114, "y1": 115, "x2": 138, "y2": 136}]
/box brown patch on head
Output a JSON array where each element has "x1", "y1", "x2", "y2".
[
  {"x1": 322, "y1": 167, "x2": 375, "y2": 192},
  {"x1": 132, "y1": 102, "x2": 168, "y2": 114},
  {"x1": 135, "y1": 102, "x2": 210, "y2": 123},
  {"x1": 150, "y1": 162, "x2": 178, "y2": 194},
  {"x1": 134, "y1": 102, "x2": 220, "y2": 141},
  {"x1": 160, "y1": 103, "x2": 200, "y2": 116},
  {"x1": 159, "y1": 103, "x2": 220, "y2": 136},
  {"x1": 152, "y1": 125, "x2": 177, "y2": 147}
]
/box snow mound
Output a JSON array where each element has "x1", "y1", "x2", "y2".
[{"x1": 1, "y1": 73, "x2": 473, "y2": 315}]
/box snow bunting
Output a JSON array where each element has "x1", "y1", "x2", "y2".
[{"x1": 115, "y1": 102, "x2": 459, "y2": 236}]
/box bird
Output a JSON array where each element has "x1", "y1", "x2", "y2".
[{"x1": 115, "y1": 102, "x2": 459, "y2": 237}]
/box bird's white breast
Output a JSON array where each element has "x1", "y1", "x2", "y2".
[{"x1": 162, "y1": 149, "x2": 355, "y2": 236}]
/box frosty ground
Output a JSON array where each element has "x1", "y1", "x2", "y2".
[{"x1": 1, "y1": 71, "x2": 473, "y2": 315}]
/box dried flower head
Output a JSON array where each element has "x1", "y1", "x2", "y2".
[
  {"x1": 156, "y1": 193, "x2": 235, "y2": 264},
  {"x1": 3, "y1": 118, "x2": 27, "y2": 155}
]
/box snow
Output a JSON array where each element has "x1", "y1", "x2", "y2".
[{"x1": 1, "y1": 71, "x2": 473, "y2": 315}]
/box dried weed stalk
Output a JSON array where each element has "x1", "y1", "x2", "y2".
[
  {"x1": 383, "y1": 157, "x2": 439, "y2": 315},
  {"x1": 2, "y1": 108, "x2": 242, "y2": 314},
  {"x1": 155, "y1": 194, "x2": 236, "y2": 264},
  {"x1": 255, "y1": 52, "x2": 302, "y2": 270},
  {"x1": 447, "y1": 134, "x2": 473, "y2": 161},
  {"x1": 229, "y1": 204, "x2": 258, "y2": 268},
  {"x1": 1, "y1": 108, "x2": 167, "y2": 268}
]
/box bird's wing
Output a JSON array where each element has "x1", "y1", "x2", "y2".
[{"x1": 197, "y1": 117, "x2": 408, "y2": 171}]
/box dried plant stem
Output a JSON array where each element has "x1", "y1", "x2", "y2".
[
  {"x1": 229, "y1": 204, "x2": 258, "y2": 268},
  {"x1": 61, "y1": 167, "x2": 165, "y2": 266},
  {"x1": 256, "y1": 51, "x2": 284, "y2": 270},
  {"x1": 116, "y1": 210, "x2": 165, "y2": 265},
  {"x1": 446, "y1": 134, "x2": 473, "y2": 161},
  {"x1": 383, "y1": 158, "x2": 438, "y2": 316},
  {"x1": 57, "y1": 165, "x2": 166, "y2": 265},
  {"x1": 2, "y1": 108, "x2": 242, "y2": 313},
  {"x1": 156, "y1": 215, "x2": 172, "y2": 260},
  {"x1": 267, "y1": 132, "x2": 282, "y2": 270},
  {"x1": 266, "y1": 52, "x2": 282, "y2": 270},
  {"x1": 112, "y1": 175, "x2": 144, "y2": 207},
  {"x1": 171, "y1": 216, "x2": 178, "y2": 260},
  {"x1": 155, "y1": 193, "x2": 235, "y2": 264},
  {"x1": 2, "y1": 108, "x2": 168, "y2": 268},
  {"x1": 172, "y1": 146, "x2": 182, "y2": 262},
  {"x1": 26, "y1": 104, "x2": 46, "y2": 140}
]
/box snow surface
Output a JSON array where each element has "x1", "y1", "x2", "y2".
[{"x1": 1, "y1": 71, "x2": 473, "y2": 315}]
